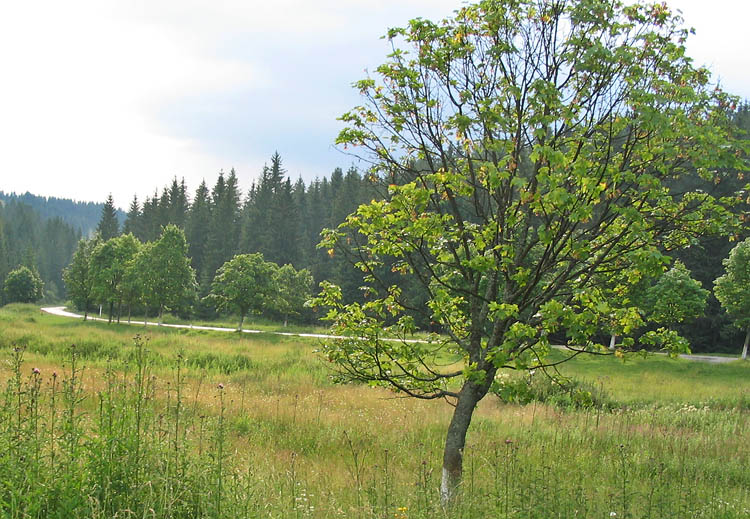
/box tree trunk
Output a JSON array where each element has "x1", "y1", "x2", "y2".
[
  {"x1": 238, "y1": 313, "x2": 245, "y2": 332},
  {"x1": 127, "y1": 304, "x2": 132, "y2": 324},
  {"x1": 609, "y1": 333, "x2": 617, "y2": 350},
  {"x1": 742, "y1": 325, "x2": 749, "y2": 360},
  {"x1": 284, "y1": 314, "x2": 288, "y2": 327},
  {"x1": 108, "y1": 301, "x2": 114, "y2": 324},
  {"x1": 441, "y1": 380, "x2": 488, "y2": 505},
  {"x1": 116, "y1": 301, "x2": 122, "y2": 324},
  {"x1": 158, "y1": 305, "x2": 164, "y2": 325}
]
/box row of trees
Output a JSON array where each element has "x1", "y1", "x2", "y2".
[
  {"x1": 63, "y1": 226, "x2": 312, "y2": 328},
  {"x1": 94, "y1": 155, "x2": 375, "y2": 317}
]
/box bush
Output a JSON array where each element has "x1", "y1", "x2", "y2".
[{"x1": 491, "y1": 370, "x2": 615, "y2": 410}]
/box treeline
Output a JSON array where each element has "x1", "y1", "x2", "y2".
[
  {"x1": 65, "y1": 225, "x2": 314, "y2": 328},
  {"x1": 90, "y1": 153, "x2": 376, "y2": 320},
  {"x1": 0, "y1": 191, "x2": 124, "y2": 236},
  {"x1": 0, "y1": 199, "x2": 80, "y2": 302}
]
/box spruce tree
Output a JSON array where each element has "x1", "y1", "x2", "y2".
[
  {"x1": 123, "y1": 195, "x2": 144, "y2": 240},
  {"x1": 96, "y1": 194, "x2": 120, "y2": 240},
  {"x1": 186, "y1": 180, "x2": 212, "y2": 278}
]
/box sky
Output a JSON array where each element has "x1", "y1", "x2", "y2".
[{"x1": 0, "y1": 0, "x2": 748, "y2": 208}]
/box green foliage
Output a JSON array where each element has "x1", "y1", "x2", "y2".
[
  {"x1": 207, "y1": 253, "x2": 276, "y2": 330},
  {"x1": 96, "y1": 194, "x2": 120, "y2": 240},
  {"x1": 90, "y1": 234, "x2": 141, "y2": 321},
  {"x1": 321, "y1": 0, "x2": 745, "y2": 401},
  {"x1": 3, "y1": 266, "x2": 43, "y2": 303},
  {"x1": 273, "y1": 263, "x2": 313, "y2": 325},
  {"x1": 132, "y1": 225, "x2": 197, "y2": 320},
  {"x1": 491, "y1": 370, "x2": 614, "y2": 410},
  {"x1": 646, "y1": 261, "x2": 709, "y2": 328},
  {"x1": 320, "y1": 0, "x2": 748, "y2": 495},
  {"x1": 63, "y1": 237, "x2": 99, "y2": 316},
  {"x1": 714, "y1": 238, "x2": 750, "y2": 330}
]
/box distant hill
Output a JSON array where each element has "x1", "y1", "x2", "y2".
[{"x1": 0, "y1": 191, "x2": 125, "y2": 236}]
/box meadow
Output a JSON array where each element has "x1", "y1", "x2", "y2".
[{"x1": 0, "y1": 303, "x2": 748, "y2": 518}]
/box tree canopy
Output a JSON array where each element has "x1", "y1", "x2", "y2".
[
  {"x1": 315, "y1": 0, "x2": 748, "y2": 502},
  {"x1": 63, "y1": 236, "x2": 100, "y2": 319},
  {"x1": 208, "y1": 253, "x2": 276, "y2": 331},
  {"x1": 3, "y1": 266, "x2": 44, "y2": 304},
  {"x1": 714, "y1": 238, "x2": 750, "y2": 359},
  {"x1": 96, "y1": 194, "x2": 120, "y2": 240},
  {"x1": 134, "y1": 225, "x2": 196, "y2": 323},
  {"x1": 646, "y1": 261, "x2": 708, "y2": 329}
]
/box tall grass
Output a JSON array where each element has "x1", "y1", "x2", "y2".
[{"x1": 0, "y1": 304, "x2": 748, "y2": 518}]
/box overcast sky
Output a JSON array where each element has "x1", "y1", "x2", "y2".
[{"x1": 1, "y1": 0, "x2": 748, "y2": 207}]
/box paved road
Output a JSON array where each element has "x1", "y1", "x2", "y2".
[{"x1": 41, "y1": 306, "x2": 740, "y2": 363}]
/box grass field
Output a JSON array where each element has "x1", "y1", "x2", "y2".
[{"x1": 0, "y1": 303, "x2": 748, "y2": 518}]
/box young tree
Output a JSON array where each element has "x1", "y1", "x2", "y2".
[
  {"x1": 137, "y1": 225, "x2": 196, "y2": 324},
  {"x1": 714, "y1": 238, "x2": 750, "y2": 359},
  {"x1": 646, "y1": 261, "x2": 709, "y2": 331},
  {"x1": 90, "y1": 234, "x2": 141, "y2": 323},
  {"x1": 314, "y1": 0, "x2": 747, "y2": 502},
  {"x1": 273, "y1": 264, "x2": 314, "y2": 326},
  {"x1": 3, "y1": 265, "x2": 44, "y2": 303},
  {"x1": 63, "y1": 236, "x2": 100, "y2": 320},
  {"x1": 96, "y1": 194, "x2": 120, "y2": 240},
  {"x1": 207, "y1": 253, "x2": 276, "y2": 331}
]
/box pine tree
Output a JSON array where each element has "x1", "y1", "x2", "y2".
[
  {"x1": 168, "y1": 177, "x2": 189, "y2": 228},
  {"x1": 186, "y1": 180, "x2": 212, "y2": 278},
  {"x1": 204, "y1": 170, "x2": 241, "y2": 280},
  {"x1": 96, "y1": 194, "x2": 120, "y2": 240},
  {"x1": 123, "y1": 195, "x2": 144, "y2": 240}
]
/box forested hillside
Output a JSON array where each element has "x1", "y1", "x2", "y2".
[
  {"x1": 0, "y1": 199, "x2": 80, "y2": 301},
  {"x1": 0, "y1": 191, "x2": 125, "y2": 236}
]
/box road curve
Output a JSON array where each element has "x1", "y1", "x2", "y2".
[{"x1": 40, "y1": 306, "x2": 740, "y2": 363}]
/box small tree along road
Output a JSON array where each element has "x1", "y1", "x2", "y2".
[
  {"x1": 134, "y1": 225, "x2": 196, "y2": 324},
  {"x1": 313, "y1": 0, "x2": 748, "y2": 503},
  {"x1": 63, "y1": 236, "x2": 101, "y2": 320},
  {"x1": 208, "y1": 253, "x2": 276, "y2": 331},
  {"x1": 715, "y1": 238, "x2": 750, "y2": 359}
]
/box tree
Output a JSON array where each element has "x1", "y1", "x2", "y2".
[
  {"x1": 714, "y1": 238, "x2": 750, "y2": 359},
  {"x1": 646, "y1": 261, "x2": 708, "y2": 331},
  {"x1": 205, "y1": 170, "x2": 241, "y2": 279},
  {"x1": 314, "y1": 0, "x2": 747, "y2": 502},
  {"x1": 273, "y1": 263, "x2": 313, "y2": 326},
  {"x1": 3, "y1": 266, "x2": 43, "y2": 303},
  {"x1": 123, "y1": 195, "x2": 143, "y2": 239},
  {"x1": 63, "y1": 236, "x2": 100, "y2": 319},
  {"x1": 90, "y1": 234, "x2": 141, "y2": 323},
  {"x1": 136, "y1": 225, "x2": 196, "y2": 323},
  {"x1": 96, "y1": 194, "x2": 120, "y2": 240},
  {"x1": 186, "y1": 180, "x2": 212, "y2": 277},
  {"x1": 207, "y1": 253, "x2": 276, "y2": 331}
]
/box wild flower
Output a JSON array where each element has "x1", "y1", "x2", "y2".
[
  {"x1": 32, "y1": 367, "x2": 40, "y2": 375},
  {"x1": 217, "y1": 383, "x2": 225, "y2": 390}
]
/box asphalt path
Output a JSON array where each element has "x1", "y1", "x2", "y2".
[{"x1": 41, "y1": 306, "x2": 739, "y2": 363}]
